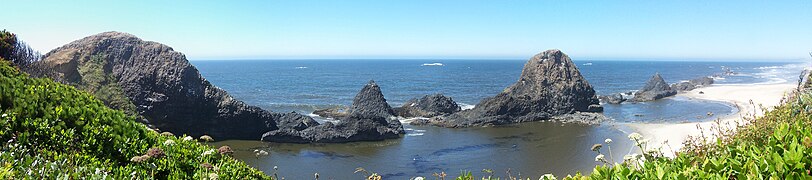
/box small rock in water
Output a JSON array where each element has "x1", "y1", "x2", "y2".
[
  {"x1": 699, "y1": 91, "x2": 705, "y2": 94},
  {"x1": 634, "y1": 114, "x2": 644, "y2": 117},
  {"x1": 707, "y1": 112, "x2": 714, "y2": 116}
]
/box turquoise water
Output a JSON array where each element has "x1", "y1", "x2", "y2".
[{"x1": 195, "y1": 60, "x2": 807, "y2": 179}]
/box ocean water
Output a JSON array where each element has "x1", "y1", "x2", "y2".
[{"x1": 194, "y1": 59, "x2": 808, "y2": 179}]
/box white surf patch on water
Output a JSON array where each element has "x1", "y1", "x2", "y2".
[
  {"x1": 458, "y1": 103, "x2": 475, "y2": 110},
  {"x1": 404, "y1": 128, "x2": 426, "y2": 137},
  {"x1": 421, "y1": 63, "x2": 444, "y2": 66},
  {"x1": 295, "y1": 66, "x2": 308, "y2": 69}
]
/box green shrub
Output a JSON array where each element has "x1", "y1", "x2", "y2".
[{"x1": 0, "y1": 59, "x2": 270, "y2": 179}]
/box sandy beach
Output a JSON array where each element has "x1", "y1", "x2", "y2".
[{"x1": 627, "y1": 82, "x2": 798, "y2": 156}]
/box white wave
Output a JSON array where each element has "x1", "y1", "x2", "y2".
[
  {"x1": 458, "y1": 103, "x2": 475, "y2": 110},
  {"x1": 406, "y1": 133, "x2": 424, "y2": 137},
  {"x1": 398, "y1": 117, "x2": 429, "y2": 124},
  {"x1": 421, "y1": 63, "x2": 444, "y2": 66},
  {"x1": 404, "y1": 128, "x2": 426, "y2": 137},
  {"x1": 582, "y1": 62, "x2": 593, "y2": 66},
  {"x1": 404, "y1": 128, "x2": 426, "y2": 133},
  {"x1": 295, "y1": 66, "x2": 308, "y2": 69}
]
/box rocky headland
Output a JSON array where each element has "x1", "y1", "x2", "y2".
[
  {"x1": 413, "y1": 49, "x2": 605, "y2": 127},
  {"x1": 33, "y1": 32, "x2": 401, "y2": 143}
]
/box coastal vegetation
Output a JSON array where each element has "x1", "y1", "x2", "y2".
[{"x1": 0, "y1": 59, "x2": 269, "y2": 178}]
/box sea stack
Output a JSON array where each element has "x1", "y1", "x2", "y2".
[
  {"x1": 33, "y1": 32, "x2": 322, "y2": 140},
  {"x1": 263, "y1": 81, "x2": 404, "y2": 143},
  {"x1": 423, "y1": 49, "x2": 603, "y2": 127},
  {"x1": 632, "y1": 73, "x2": 677, "y2": 102}
]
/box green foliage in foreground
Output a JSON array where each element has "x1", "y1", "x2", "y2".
[{"x1": 0, "y1": 59, "x2": 270, "y2": 179}]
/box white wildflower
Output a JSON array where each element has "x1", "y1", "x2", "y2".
[
  {"x1": 595, "y1": 154, "x2": 606, "y2": 162},
  {"x1": 163, "y1": 139, "x2": 175, "y2": 146},
  {"x1": 200, "y1": 135, "x2": 214, "y2": 142},
  {"x1": 255, "y1": 150, "x2": 269, "y2": 156},
  {"x1": 202, "y1": 149, "x2": 215, "y2": 156},
  {"x1": 604, "y1": 138, "x2": 612, "y2": 144},
  {"x1": 628, "y1": 132, "x2": 642, "y2": 141},
  {"x1": 182, "y1": 136, "x2": 194, "y2": 141},
  {"x1": 539, "y1": 174, "x2": 557, "y2": 180},
  {"x1": 1, "y1": 114, "x2": 6, "y2": 118},
  {"x1": 623, "y1": 154, "x2": 635, "y2": 162},
  {"x1": 208, "y1": 173, "x2": 218, "y2": 180}
]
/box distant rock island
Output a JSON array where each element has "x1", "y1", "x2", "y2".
[
  {"x1": 414, "y1": 49, "x2": 605, "y2": 127},
  {"x1": 264, "y1": 81, "x2": 404, "y2": 143},
  {"x1": 631, "y1": 73, "x2": 678, "y2": 102},
  {"x1": 599, "y1": 74, "x2": 715, "y2": 104}
]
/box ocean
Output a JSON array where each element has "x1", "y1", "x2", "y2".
[{"x1": 194, "y1": 59, "x2": 808, "y2": 179}]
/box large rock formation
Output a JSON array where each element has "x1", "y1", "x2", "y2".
[
  {"x1": 670, "y1": 77, "x2": 714, "y2": 92},
  {"x1": 418, "y1": 49, "x2": 603, "y2": 127},
  {"x1": 34, "y1": 32, "x2": 321, "y2": 140},
  {"x1": 394, "y1": 94, "x2": 461, "y2": 118},
  {"x1": 632, "y1": 73, "x2": 677, "y2": 102},
  {"x1": 263, "y1": 81, "x2": 404, "y2": 143}
]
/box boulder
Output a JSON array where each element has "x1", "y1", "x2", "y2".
[
  {"x1": 599, "y1": 93, "x2": 626, "y2": 104},
  {"x1": 312, "y1": 106, "x2": 349, "y2": 119},
  {"x1": 424, "y1": 49, "x2": 604, "y2": 127},
  {"x1": 632, "y1": 73, "x2": 677, "y2": 102},
  {"x1": 34, "y1": 32, "x2": 318, "y2": 140},
  {"x1": 395, "y1": 94, "x2": 461, "y2": 118}
]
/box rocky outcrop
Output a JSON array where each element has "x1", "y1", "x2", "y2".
[
  {"x1": 599, "y1": 93, "x2": 626, "y2": 104},
  {"x1": 632, "y1": 73, "x2": 677, "y2": 102},
  {"x1": 394, "y1": 94, "x2": 461, "y2": 118},
  {"x1": 312, "y1": 106, "x2": 349, "y2": 119},
  {"x1": 34, "y1": 32, "x2": 322, "y2": 140},
  {"x1": 263, "y1": 81, "x2": 404, "y2": 143},
  {"x1": 670, "y1": 77, "x2": 714, "y2": 92},
  {"x1": 417, "y1": 49, "x2": 604, "y2": 127}
]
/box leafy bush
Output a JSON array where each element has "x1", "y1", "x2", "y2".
[{"x1": 0, "y1": 59, "x2": 270, "y2": 179}]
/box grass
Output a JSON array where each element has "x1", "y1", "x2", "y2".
[{"x1": 0, "y1": 59, "x2": 270, "y2": 179}]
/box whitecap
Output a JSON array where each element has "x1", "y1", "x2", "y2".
[
  {"x1": 295, "y1": 66, "x2": 308, "y2": 69},
  {"x1": 421, "y1": 63, "x2": 444, "y2": 66}
]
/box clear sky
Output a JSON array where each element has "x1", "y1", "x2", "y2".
[{"x1": 4, "y1": 1, "x2": 812, "y2": 60}]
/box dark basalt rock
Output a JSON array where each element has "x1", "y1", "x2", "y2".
[
  {"x1": 632, "y1": 73, "x2": 677, "y2": 102},
  {"x1": 263, "y1": 81, "x2": 404, "y2": 143},
  {"x1": 599, "y1": 93, "x2": 626, "y2": 104},
  {"x1": 670, "y1": 77, "x2": 714, "y2": 92},
  {"x1": 421, "y1": 49, "x2": 604, "y2": 127},
  {"x1": 395, "y1": 94, "x2": 461, "y2": 118},
  {"x1": 35, "y1": 31, "x2": 318, "y2": 140},
  {"x1": 347, "y1": 80, "x2": 396, "y2": 119},
  {"x1": 312, "y1": 106, "x2": 349, "y2": 119}
]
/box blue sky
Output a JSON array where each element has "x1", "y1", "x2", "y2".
[{"x1": 4, "y1": 1, "x2": 812, "y2": 60}]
